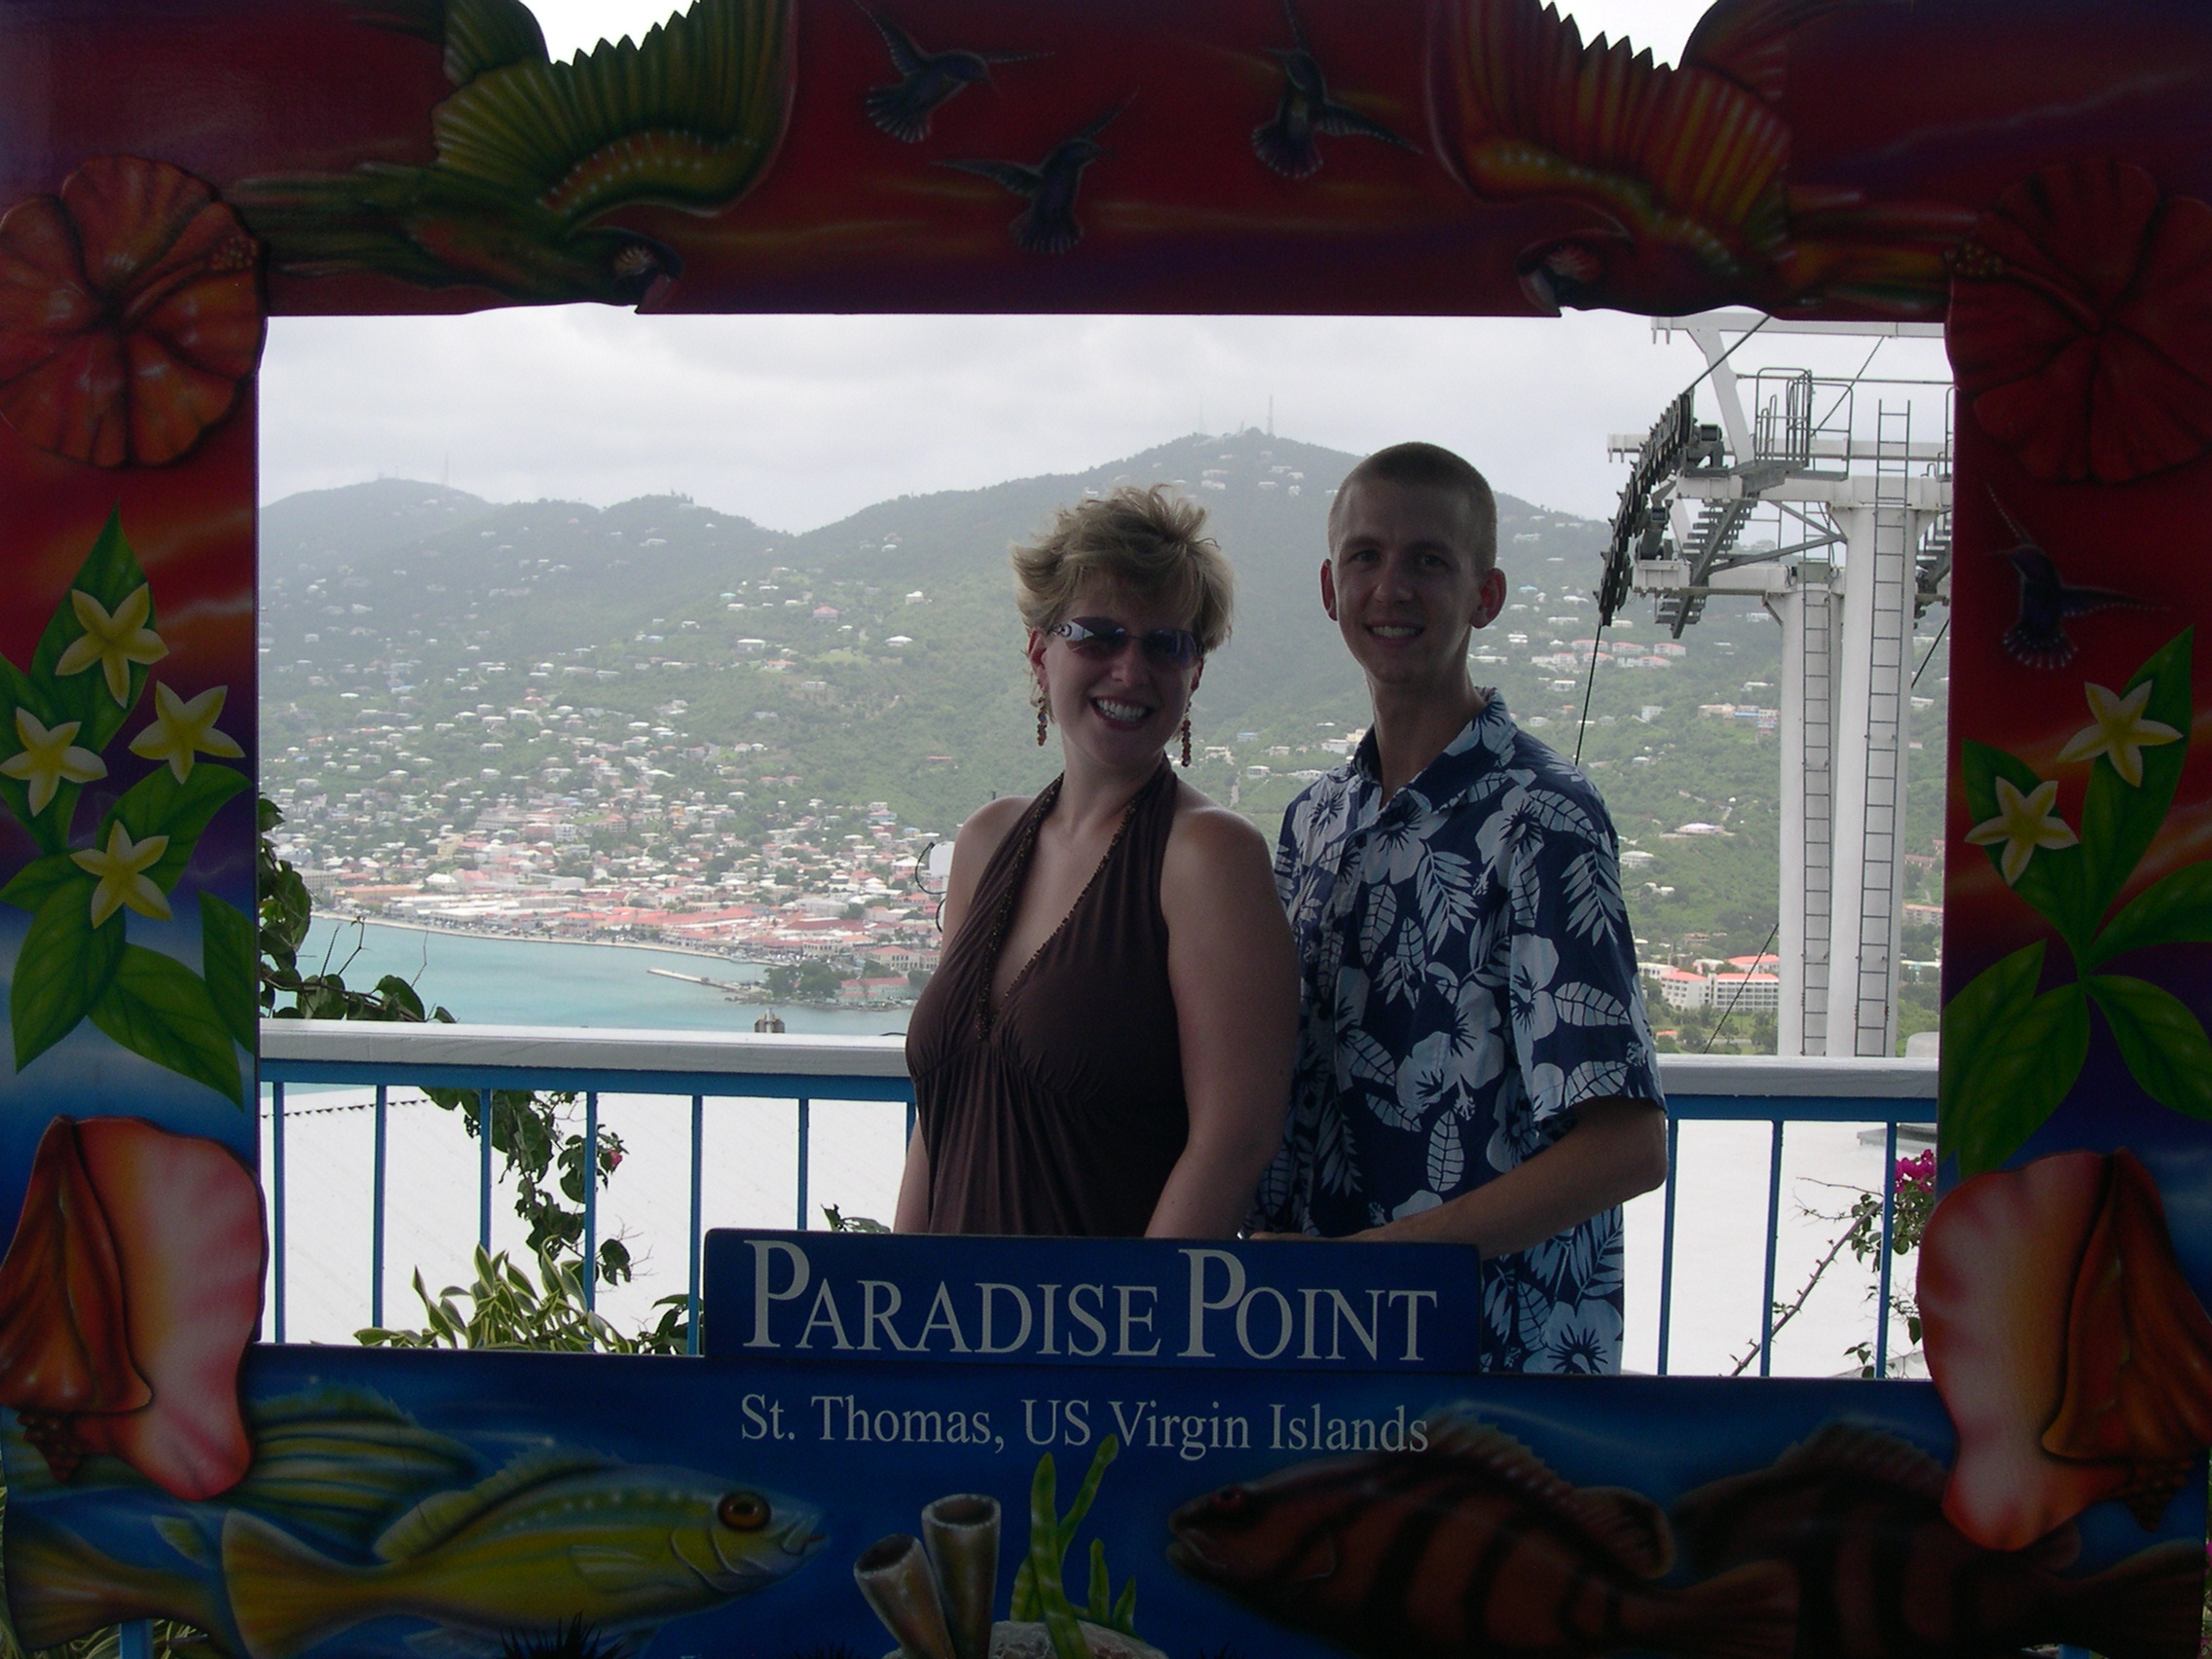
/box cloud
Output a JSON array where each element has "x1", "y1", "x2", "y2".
[{"x1": 262, "y1": 309, "x2": 1951, "y2": 533}]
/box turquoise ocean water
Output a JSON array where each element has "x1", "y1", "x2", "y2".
[{"x1": 297, "y1": 918, "x2": 912, "y2": 1036}]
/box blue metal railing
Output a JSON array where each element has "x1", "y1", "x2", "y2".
[
  {"x1": 1650, "y1": 1105, "x2": 1921, "y2": 1378},
  {"x1": 262, "y1": 1023, "x2": 914, "y2": 1354},
  {"x1": 259, "y1": 1024, "x2": 1936, "y2": 1374}
]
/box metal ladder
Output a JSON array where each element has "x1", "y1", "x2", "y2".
[
  {"x1": 1852, "y1": 405, "x2": 1914, "y2": 1056},
  {"x1": 1800, "y1": 582, "x2": 1834, "y2": 1054}
]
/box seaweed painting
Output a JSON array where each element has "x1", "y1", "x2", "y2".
[
  {"x1": 1945, "y1": 628, "x2": 2209, "y2": 1172},
  {"x1": 1011, "y1": 1437, "x2": 1140, "y2": 1656},
  {"x1": 0, "y1": 509, "x2": 252, "y2": 1104}
]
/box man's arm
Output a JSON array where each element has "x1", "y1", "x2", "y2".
[{"x1": 1340, "y1": 1096, "x2": 1666, "y2": 1254}]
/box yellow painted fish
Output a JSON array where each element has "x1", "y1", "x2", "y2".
[
  {"x1": 227, "y1": 1387, "x2": 483, "y2": 1552},
  {"x1": 1167, "y1": 1412, "x2": 1797, "y2": 1659},
  {"x1": 2, "y1": 1387, "x2": 475, "y2": 1655},
  {"x1": 221, "y1": 1449, "x2": 825, "y2": 1659},
  {"x1": 4, "y1": 1509, "x2": 238, "y2": 1653}
]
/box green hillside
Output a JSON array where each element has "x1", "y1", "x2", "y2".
[{"x1": 258, "y1": 430, "x2": 1950, "y2": 995}]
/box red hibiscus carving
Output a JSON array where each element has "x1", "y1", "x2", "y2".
[
  {"x1": 0, "y1": 156, "x2": 262, "y2": 468},
  {"x1": 1949, "y1": 158, "x2": 2212, "y2": 484}
]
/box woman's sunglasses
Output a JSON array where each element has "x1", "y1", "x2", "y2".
[{"x1": 1050, "y1": 616, "x2": 1201, "y2": 669}]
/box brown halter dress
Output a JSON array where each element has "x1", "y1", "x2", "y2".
[{"x1": 903, "y1": 760, "x2": 1187, "y2": 1235}]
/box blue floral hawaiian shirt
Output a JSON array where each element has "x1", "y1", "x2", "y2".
[{"x1": 1254, "y1": 693, "x2": 1665, "y2": 1375}]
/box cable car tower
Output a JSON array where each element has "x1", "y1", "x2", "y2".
[{"x1": 1598, "y1": 312, "x2": 1953, "y2": 1058}]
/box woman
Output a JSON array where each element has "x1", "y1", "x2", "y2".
[{"x1": 898, "y1": 485, "x2": 1297, "y2": 1237}]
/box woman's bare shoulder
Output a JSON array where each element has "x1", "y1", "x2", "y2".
[
  {"x1": 1164, "y1": 780, "x2": 1273, "y2": 869},
  {"x1": 953, "y1": 793, "x2": 1035, "y2": 863}
]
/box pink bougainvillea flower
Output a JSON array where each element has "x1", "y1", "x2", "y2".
[
  {"x1": 0, "y1": 156, "x2": 262, "y2": 467},
  {"x1": 1921, "y1": 1148, "x2": 2212, "y2": 1551},
  {"x1": 0, "y1": 1116, "x2": 262, "y2": 1500},
  {"x1": 1949, "y1": 158, "x2": 2212, "y2": 483}
]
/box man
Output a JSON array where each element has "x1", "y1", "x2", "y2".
[{"x1": 1254, "y1": 441, "x2": 1668, "y2": 1375}]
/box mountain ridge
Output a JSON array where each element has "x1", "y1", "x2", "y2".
[{"x1": 255, "y1": 429, "x2": 1945, "y2": 991}]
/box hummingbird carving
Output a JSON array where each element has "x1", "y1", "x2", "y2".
[
  {"x1": 940, "y1": 100, "x2": 1131, "y2": 255},
  {"x1": 856, "y1": 6, "x2": 1045, "y2": 143},
  {"x1": 230, "y1": 0, "x2": 793, "y2": 306},
  {"x1": 1427, "y1": 0, "x2": 1975, "y2": 315},
  {"x1": 1991, "y1": 497, "x2": 2157, "y2": 671},
  {"x1": 1252, "y1": 0, "x2": 1416, "y2": 179}
]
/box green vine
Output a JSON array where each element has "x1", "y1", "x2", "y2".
[{"x1": 1946, "y1": 628, "x2": 2212, "y2": 1173}]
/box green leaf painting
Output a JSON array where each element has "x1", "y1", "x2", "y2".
[
  {"x1": 1941, "y1": 942, "x2": 2091, "y2": 1177},
  {"x1": 0, "y1": 852, "x2": 87, "y2": 913},
  {"x1": 1948, "y1": 627, "x2": 2212, "y2": 1170},
  {"x1": 2090, "y1": 862, "x2": 2212, "y2": 966},
  {"x1": 0, "y1": 509, "x2": 249, "y2": 1104},
  {"x1": 13, "y1": 879, "x2": 127, "y2": 1072},
  {"x1": 2085, "y1": 976, "x2": 2212, "y2": 1122},
  {"x1": 90, "y1": 946, "x2": 243, "y2": 1108},
  {"x1": 200, "y1": 893, "x2": 258, "y2": 1051}
]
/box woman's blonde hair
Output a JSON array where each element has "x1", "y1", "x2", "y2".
[{"x1": 1012, "y1": 484, "x2": 1234, "y2": 652}]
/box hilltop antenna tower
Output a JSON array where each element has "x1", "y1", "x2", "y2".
[{"x1": 1599, "y1": 311, "x2": 1952, "y2": 1058}]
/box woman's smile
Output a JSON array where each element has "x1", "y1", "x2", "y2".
[{"x1": 1090, "y1": 694, "x2": 1155, "y2": 726}]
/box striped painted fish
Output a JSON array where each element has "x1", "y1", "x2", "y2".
[
  {"x1": 1167, "y1": 1413, "x2": 1796, "y2": 1659},
  {"x1": 1674, "y1": 1421, "x2": 2205, "y2": 1659}
]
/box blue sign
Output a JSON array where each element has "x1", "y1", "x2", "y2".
[
  {"x1": 10, "y1": 1346, "x2": 2202, "y2": 1659},
  {"x1": 703, "y1": 1231, "x2": 1483, "y2": 1371}
]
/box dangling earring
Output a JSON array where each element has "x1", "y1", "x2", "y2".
[
  {"x1": 1179, "y1": 718, "x2": 1193, "y2": 768},
  {"x1": 1036, "y1": 703, "x2": 1049, "y2": 746}
]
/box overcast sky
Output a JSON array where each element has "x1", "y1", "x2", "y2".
[{"x1": 259, "y1": 0, "x2": 1955, "y2": 533}]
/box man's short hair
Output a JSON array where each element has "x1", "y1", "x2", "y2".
[
  {"x1": 1330, "y1": 442, "x2": 1498, "y2": 571},
  {"x1": 1012, "y1": 483, "x2": 1234, "y2": 652}
]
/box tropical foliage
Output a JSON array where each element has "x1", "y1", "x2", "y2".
[
  {"x1": 355, "y1": 1244, "x2": 688, "y2": 1355},
  {"x1": 0, "y1": 511, "x2": 251, "y2": 1103},
  {"x1": 1944, "y1": 629, "x2": 2207, "y2": 1173}
]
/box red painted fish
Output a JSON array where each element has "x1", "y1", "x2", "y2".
[
  {"x1": 1167, "y1": 1412, "x2": 1796, "y2": 1659},
  {"x1": 1674, "y1": 1421, "x2": 2204, "y2": 1659}
]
